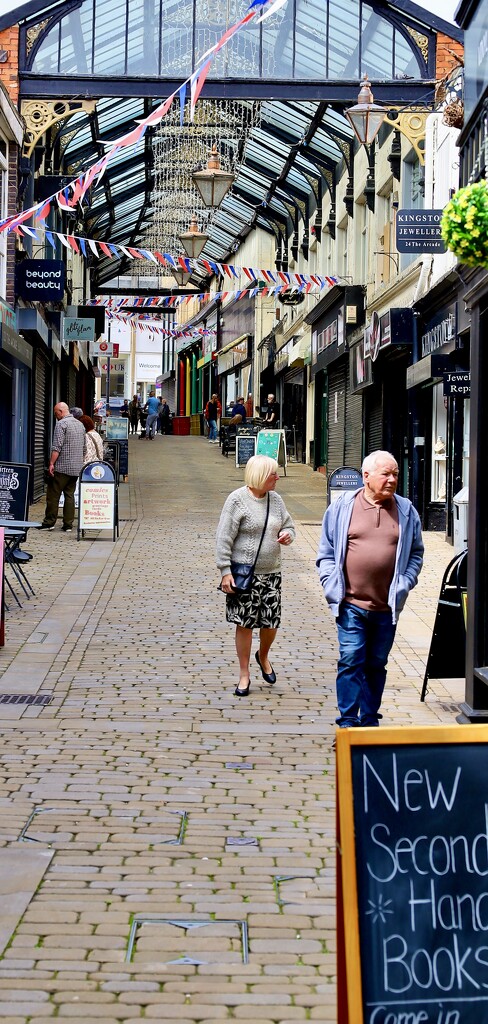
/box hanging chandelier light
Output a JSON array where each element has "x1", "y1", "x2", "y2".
[
  {"x1": 192, "y1": 144, "x2": 235, "y2": 208},
  {"x1": 344, "y1": 75, "x2": 387, "y2": 146},
  {"x1": 178, "y1": 215, "x2": 209, "y2": 259}
]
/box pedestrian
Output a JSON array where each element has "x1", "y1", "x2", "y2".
[
  {"x1": 229, "y1": 396, "x2": 247, "y2": 425},
  {"x1": 70, "y1": 406, "x2": 84, "y2": 420},
  {"x1": 159, "y1": 399, "x2": 171, "y2": 435},
  {"x1": 128, "y1": 395, "x2": 139, "y2": 435},
  {"x1": 205, "y1": 393, "x2": 221, "y2": 444},
  {"x1": 245, "y1": 393, "x2": 254, "y2": 420},
  {"x1": 120, "y1": 399, "x2": 130, "y2": 420},
  {"x1": 144, "y1": 391, "x2": 159, "y2": 439},
  {"x1": 40, "y1": 402, "x2": 86, "y2": 533},
  {"x1": 316, "y1": 450, "x2": 424, "y2": 729},
  {"x1": 216, "y1": 454, "x2": 295, "y2": 697},
  {"x1": 80, "y1": 414, "x2": 104, "y2": 466},
  {"x1": 263, "y1": 393, "x2": 280, "y2": 428}
]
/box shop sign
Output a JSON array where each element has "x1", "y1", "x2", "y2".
[
  {"x1": 217, "y1": 338, "x2": 249, "y2": 375},
  {"x1": 49, "y1": 330, "x2": 62, "y2": 360},
  {"x1": 0, "y1": 299, "x2": 16, "y2": 331},
  {"x1": 16, "y1": 259, "x2": 65, "y2": 302},
  {"x1": 421, "y1": 311, "x2": 456, "y2": 357},
  {"x1": 396, "y1": 209, "x2": 446, "y2": 253},
  {"x1": 0, "y1": 323, "x2": 33, "y2": 368},
  {"x1": 135, "y1": 354, "x2": 162, "y2": 381},
  {"x1": 318, "y1": 319, "x2": 338, "y2": 353},
  {"x1": 79, "y1": 462, "x2": 116, "y2": 537},
  {"x1": 63, "y1": 317, "x2": 95, "y2": 344},
  {"x1": 443, "y1": 371, "x2": 471, "y2": 397},
  {"x1": 350, "y1": 337, "x2": 373, "y2": 392},
  {"x1": 328, "y1": 466, "x2": 363, "y2": 504},
  {"x1": 91, "y1": 339, "x2": 113, "y2": 356},
  {"x1": 101, "y1": 362, "x2": 125, "y2": 372},
  {"x1": 0, "y1": 462, "x2": 30, "y2": 521},
  {"x1": 364, "y1": 308, "x2": 412, "y2": 361}
]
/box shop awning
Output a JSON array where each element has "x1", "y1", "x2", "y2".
[
  {"x1": 218, "y1": 333, "x2": 250, "y2": 357},
  {"x1": 289, "y1": 334, "x2": 311, "y2": 367}
]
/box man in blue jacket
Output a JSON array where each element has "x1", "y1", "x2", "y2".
[{"x1": 316, "y1": 450, "x2": 424, "y2": 728}]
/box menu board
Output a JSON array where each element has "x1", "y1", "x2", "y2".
[
  {"x1": 337, "y1": 726, "x2": 488, "y2": 1024},
  {"x1": 256, "y1": 430, "x2": 287, "y2": 472},
  {"x1": 236, "y1": 434, "x2": 257, "y2": 468},
  {"x1": 0, "y1": 462, "x2": 30, "y2": 521}
]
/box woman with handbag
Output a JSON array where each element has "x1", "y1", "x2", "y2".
[{"x1": 216, "y1": 454, "x2": 295, "y2": 697}]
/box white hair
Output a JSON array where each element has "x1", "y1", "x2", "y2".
[{"x1": 362, "y1": 450, "x2": 398, "y2": 475}]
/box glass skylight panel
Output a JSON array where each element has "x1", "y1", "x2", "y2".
[
  {"x1": 127, "y1": 0, "x2": 160, "y2": 76},
  {"x1": 58, "y1": 1, "x2": 93, "y2": 74}
]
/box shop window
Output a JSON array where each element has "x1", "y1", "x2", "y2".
[
  {"x1": 337, "y1": 219, "x2": 348, "y2": 278},
  {"x1": 355, "y1": 200, "x2": 367, "y2": 283},
  {"x1": 462, "y1": 399, "x2": 470, "y2": 490},
  {"x1": 376, "y1": 190, "x2": 393, "y2": 287},
  {"x1": 431, "y1": 382, "x2": 447, "y2": 502}
]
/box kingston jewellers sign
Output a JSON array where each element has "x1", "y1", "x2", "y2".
[
  {"x1": 396, "y1": 209, "x2": 446, "y2": 254},
  {"x1": 16, "y1": 260, "x2": 65, "y2": 302}
]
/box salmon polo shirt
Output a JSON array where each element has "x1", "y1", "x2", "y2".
[{"x1": 343, "y1": 489, "x2": 399, "y2": 612}]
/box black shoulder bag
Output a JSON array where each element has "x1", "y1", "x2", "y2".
[{"x1": 229, "y1": 493, "x2": 270, "y2": 594}]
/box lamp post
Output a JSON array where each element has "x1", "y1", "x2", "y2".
[{"x1": 192, "y1": 145, "x2": 234, "y2": 208}]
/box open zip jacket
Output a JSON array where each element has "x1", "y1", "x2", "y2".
[{"x1": 316, "y1": 488, "x2": 424, "y2": 624}]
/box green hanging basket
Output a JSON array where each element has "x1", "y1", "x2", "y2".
[{"x1": 441, "y1": 180, "x2": 488, "y2": 268}]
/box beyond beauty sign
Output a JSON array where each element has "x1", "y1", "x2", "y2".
[{"x1": 16, "y1": 260, "x2": 65, "y2": 302}]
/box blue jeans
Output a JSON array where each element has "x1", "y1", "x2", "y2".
[
  {"x1": 335, "y1": 602, "x2": 396, "y2": 727},
  {"x1": 146, "y1": 413, "x2": 158, "y2": 437},
  {"x1": 208, "y1": 419, "x2": 218, "y2": 441}
]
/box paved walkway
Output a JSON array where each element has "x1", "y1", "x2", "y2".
[{"x1": 0, "y1": 436, "x2": 464, "y2": 1023}]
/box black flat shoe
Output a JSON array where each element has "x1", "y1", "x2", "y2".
[
  {"x1": 255, "y1": 649, "x2": 276, "y2": 684},
  {"x1": 234, "y1": 679, "x2": 251, "y2": 697}
]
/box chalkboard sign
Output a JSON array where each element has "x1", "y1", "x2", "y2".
[
  {"x1": 0, "y1": 462, "x2": 30, "y2": 522},
  {"x1": 337, "y1": 726, "x2": 488, "y2": 1024},
  {"x1": 256, "y1": 429, "x2": 287, "y2": 474},
  {"x1": 118, "y1": 439, "x2": 128, "y2": 480},
  {"x1": 103, "y1": 441, "x2": 120, "y2": 485},
  {"x1": 235, "y1": 433, "x2": 257, "y2": 468},
  {"x1": 236, "y1": 424, "x2": 259, "y2": 437}
]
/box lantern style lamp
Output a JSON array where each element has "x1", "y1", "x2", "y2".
[
  {"x1": 178, "y1": 215, "x2": 209, "y2": 259},
  {"x1": 344, "y1": 75, "x2": 387, "y2": 146},
  {"x1": 192, "y1": 144, "x2": 234, "y2": 208},
  {"x1": 171, "y1": 268, "x2": 192, "y2": 287}
]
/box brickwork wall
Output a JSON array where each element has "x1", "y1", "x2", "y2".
[
  {"x1": 436, "y1": 33, "x2": 464, "y2": 80},
  {"x1": 0, "y1": 27, "x2": 20, "y2": 105}
]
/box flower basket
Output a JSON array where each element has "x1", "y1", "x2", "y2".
[
  {"x1": 441, "y1": 180, "x2": 488, "y2": 268},
  {"x1": 442, "y1": 100, "x2": 464, "y2": 129}
]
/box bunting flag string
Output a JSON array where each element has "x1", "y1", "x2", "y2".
[
  {"x1": 0, "y1": 0, "x2": 287, "y2": 235},
  {"x1": 93, "y1": 278, "x2": 330, "y2": 312},
  {"x1": 16, "y1": 224, "x2": 339, "y2": 290}
]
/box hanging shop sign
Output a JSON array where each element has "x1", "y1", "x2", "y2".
[
  {"x1": 350, "y1": 336, "x2": 373, "y2": 393},
  {"x1": 396, "y1": 209, "x2": 446, "y2": 253},
  {"x1": 0, "y1": 462, "x2": 30, "y2": 521},
  {"x1": 63, "y1": 317, "x2": 95, "y2": 345},
  {"x1": 91, "y1": 339, "x2": 113, "y2": 357},
  {"x1": 443, "y1": 370, "x2": 471, "y2": 397},
  {"x1": 16, "y1": 259, "x2": 65, "y2": 302},
  {"x1": 364, "y1": 308, "x2": 413, "y2": 362}
]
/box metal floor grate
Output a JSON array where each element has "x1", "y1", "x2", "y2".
[{"x1": 0, "y1": 694, "x2": 52, "y2": 706}]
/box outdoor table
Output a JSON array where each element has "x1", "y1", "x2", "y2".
[{"x1": 0, "y1": 520, "x2": 41, "y2": 605}]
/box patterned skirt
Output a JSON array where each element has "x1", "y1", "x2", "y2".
[{"x1": 226, "y1": 572, "x2": 281, "y2": 629}]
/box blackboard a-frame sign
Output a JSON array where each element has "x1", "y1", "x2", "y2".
[
  {"x1": 337, "y1": 725, "x2": 488, "y2": 1024},
  {"x1": 235, "y1": 433, "x2": 257, "y2": 468}
]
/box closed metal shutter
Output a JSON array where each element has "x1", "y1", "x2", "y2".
[
  {"x1": 344, "y1": 361, "x2": 363, "y2": 469},
  {"x1": 327, "y1": 361, "x2": 346, "y2": 474},
  {"x1": 365, "y1": 380, "x2": 383, "y2": 454},
  {"x1": 33, "y1": 351, "x2": 48, "y2": 500}
]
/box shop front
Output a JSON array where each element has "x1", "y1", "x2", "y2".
[
  {"x1": 17, "y1": 306, "x2": 54, "y2": 500},
  {"x1": 0, "y1": 302, "x2": 33, "y2": 466},
  {"x1": 407, "y1": 283, "x2": 469, "y2": 534},
  {"x1": 308, "y1": 286, "x2": 364, "y2": 476},
  {"x1": 361, "y1": 306, "x2": 414, "y2": 496},
  {"x1": 217, "y1": 334, "x2": 252, "y2": 415}
]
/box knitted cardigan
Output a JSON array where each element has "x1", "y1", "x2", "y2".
[{"x1": 216, "y1": 486, "x2": 295, "y2": 578}]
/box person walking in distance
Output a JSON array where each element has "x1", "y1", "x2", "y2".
[
  {"x1": 159, "y1": 399, "x2": 171, "y2": 435},
  {"x1": 316, "y1": 450, "x2": 424, "y2": 728},
  {"x1": 40, "y1": 403, "x2": 86, "y2": 533},
  {"x1": 129, "y1": 395, "x2": 139, "y2": 435},
  {"x1": 145, "y1": 391, "x2": 159, "y2": 439},
  {"x1": 205, "y1": 393, "x2": 221, "y2": 444}
]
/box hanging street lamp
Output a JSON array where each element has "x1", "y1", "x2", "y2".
[
  {"x1": 344, "y1": 75, "x2": 387, "y2": 146},
  {"x1": 171, "y1": 268, "x2": 192, "y2": 287},
  {"x1": 192, "y1": 144, "x2": 234, "y2": 208},
  {"x1": 178, "y1": 215, "x2": 209, "y2": 259}
]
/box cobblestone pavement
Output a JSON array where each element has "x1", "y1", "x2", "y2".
[{"x1": 0, "y1": 436, "x2": 463, "y2": 1023}]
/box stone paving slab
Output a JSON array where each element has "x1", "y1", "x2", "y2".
[{"x1": 0, "y1": 435, "x2": 464, "y2": 1022}]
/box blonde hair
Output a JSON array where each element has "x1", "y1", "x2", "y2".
[{"x1": 244, "y1": 454, "x2": 279, "y2": 489}]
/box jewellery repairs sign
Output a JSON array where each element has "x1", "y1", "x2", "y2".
[{"x1": 396, "y1": 210, "x2": 446, "y2": 254}]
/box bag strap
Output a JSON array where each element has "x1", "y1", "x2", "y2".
[{"x1": 251, "y1": 493, "x2": 270, "y2": 575}]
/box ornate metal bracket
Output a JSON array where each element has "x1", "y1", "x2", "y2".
[
  {"x1": 21, "y1": 99, "x2": 97, "y2": 157},
  {"x1": 384, "y1": 109, "x2": 428, "y2": 166}
]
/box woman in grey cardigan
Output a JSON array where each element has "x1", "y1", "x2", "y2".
[{"x1": 216, "y1": 454, "x2": 295, "y2": 697}]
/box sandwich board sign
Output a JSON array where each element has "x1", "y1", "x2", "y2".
[
  {"x1": 336, "y1": 724, "x2": 488, "y2": 1024},
  {"x1": 78, "y1": 461, "x2": 118, "y2": 541},
  {"x1": 256, "y1": 429, "x2": 287, "y2": 475},
  {"x1": 236, "y1": 433, "x2": 257, "y2": 468}
]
